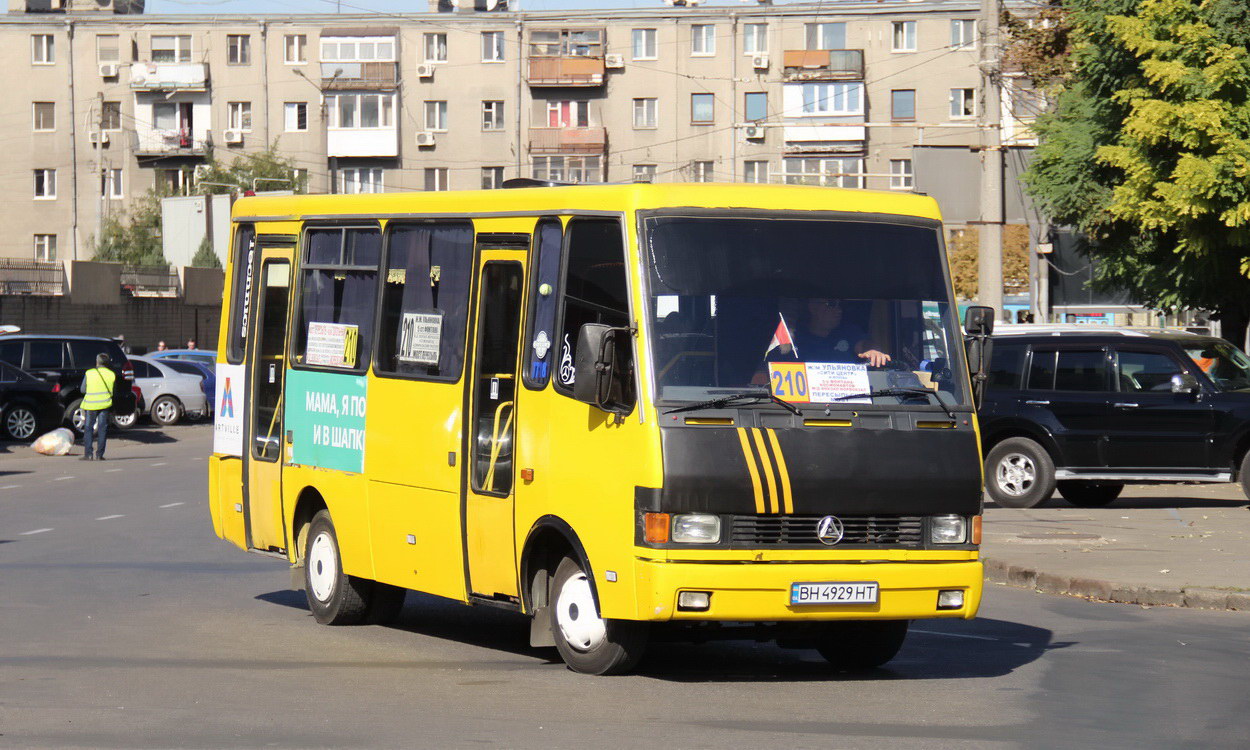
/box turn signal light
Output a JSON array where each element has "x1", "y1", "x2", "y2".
[
  {"x1": 971, "y1": 515, "x2": 982, "y2": 545},
  {"x1": 644, "y1": 512, "x2": 670, "y2": 543}
]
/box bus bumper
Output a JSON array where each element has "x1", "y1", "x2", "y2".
[{"x1": 631, "y1": 559, "x2": 983, "y2": 622}]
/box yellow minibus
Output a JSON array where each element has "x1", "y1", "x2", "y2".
[{"x1": 208, "y1": 183, "x2": 987, "y2": 674}]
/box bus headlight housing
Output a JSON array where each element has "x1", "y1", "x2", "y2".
[
  {"x1": 672, "y1": 514, "x2": 721, "y2": 544},
  {"x1": 930, "y1": 515, "x2": 967, "y2": 544}
]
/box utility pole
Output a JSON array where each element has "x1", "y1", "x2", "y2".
[
  {"x1": 95, "y1": 92, "x2": 104, "y2": 250},
  {"x1": 977, "y1": 0, "x2": 1004, "y2": 318}
]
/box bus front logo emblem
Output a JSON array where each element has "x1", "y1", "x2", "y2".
[{"x1": 816, "y1": 516, "x2": 844, "y2": 546}]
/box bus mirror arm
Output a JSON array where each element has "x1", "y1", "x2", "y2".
[
  {"x1": 963, "y1": 306, "x2": 995, "y2": 411},
  {"x1": 573, "y1": 323, "x2": 634, "y2": 418}
]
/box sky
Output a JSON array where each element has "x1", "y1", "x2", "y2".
[{"x1": 145, "y1": 0, "x2": 809, "y2": 14}]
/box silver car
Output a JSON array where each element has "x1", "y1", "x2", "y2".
[{"x1": 128, "y1": 355, "x2": 209, "y2": 426}]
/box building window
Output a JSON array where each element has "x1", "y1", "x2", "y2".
[
  {"x1": 32, "y1": 34, "x2": 54, "y2": 64},
  {"x1": 891, "y1": 89, "x2": 916, "y2": 121},
  {"x1": 101, "y1": 101, "x2": 121, "y2": 130},
  {"x1": 546, "y1": 100, "x2": 589, "y2": 128},
  {"x1": 102, "y1": 168, "x2": 124, "y2": 199},
  {"x1": 292, "y1": 168, "x2": 307, "y2": 189},
  {"x1": 158, "y1": 168, "x2": 192, "y2": 195},
  {"x1": 691, "y1": 93, "x2": 714, "y2": 124},
  {"x1": 691, "y1": 24, "x2": 715, "y2": 56},
  {"x1": 284, "y1": 102, "x2": 308, "y2": 132},
  {"x1": 227, "y1": 102, "x2": 253, "y2": 131},
  {"x1": 744, "y1": 160, "x2": 770, "y2": 184},
  {"x1": 632, "y1": 28, "x2": 657, "y2": 60},
  {"x1": 321, "y1": 36, "x2": 395, "y2": 62},
  {"x1": 481, "y1": 31, "x2": 505, "y2": 62},
  {"x1": 892, "y1": 21, "x2": 917, "y2": 52},
  {"x1": 805, "y1": 22, "x2": 845, "y2": 50},
  {"x1": 951, "y1": 19, "x2": 976, "y2": 50},
  {"x1": 482, "y1": 100, "x2": 505, "y2": 130},
  {"x1": 326, "y1": 94, "x2": 394, "y2": 129},
  {"x1": 481, "y1": 167, "x2": 505, "y2": 189},
  {"x1": 284, "y1": 34, "x2": 307, "y2": 64},
  {"x1": 743, "y1": 23, "x2": 768, "y2": 54},
  {"x1": 34, "y1": 234, "x2": 56, "y2": 261},
  {"x1": 890, "y1": 159, "x2": 914, "y2": 189},
  {"x1": 151, "y1": 35, "x2": 192, "y2": 63},
  {"x1": 33, "y1": 102, "x2": 55, "y2": 132},
  {"x1": 424, "y1": 100, "x2": 448, "y2": 132},
  {"x1": 424, "y1": 167, "x2": 449, "y2": 192},
  {"x1": 424, "y1": 32, "x2": 448, "y2": 63},
  {"x1": 632, "y1": 98, "x2": 657, "y2": 128},
  {"x1": 950, "y1": 87, "x2": 976, "y2": 118},
  {"x1": 633, "y1": 164, "x2": 656, "y2": 183},
  {"x1": 294, "y1": 227, "x2": 380, "y2": 372},
  {"x1": 800, "y1": 82, "x2": 863, "y2": 115},
  {"x1": 532, "y1": 155, "x2": 601, "y2": 184},
  {"x1": 96, "y1": 34, "x2": 120, "y2": 63},
  {"x1": 529, "y1": 28, "x2": 604, "y2": 58},
  {"x1": 783, "y1": 156, "x2": 864, "y2": 189},
  {"x1": 744, "y1": 91, "x2": 767, "y2": 122},
  {"x1": 34, "y1": 169, "x2": 56, "y2": 199},
  {"x1": 227, "y1": 35, "x2": 251, "y2": 65},
  {"x1": 691, "y1": 161, "x2": 714, "y2": 183},
  {"x1": 339, "y1": 167, "x2": 384, "y2": 194}
]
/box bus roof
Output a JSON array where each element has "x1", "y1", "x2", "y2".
[{"x1": 230, "y1": 183, "x2": 943, "y2": 223}]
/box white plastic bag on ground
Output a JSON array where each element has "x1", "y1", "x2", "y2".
[{"x1": 32, "y1": 428, "x2": 74, "y2": 456}]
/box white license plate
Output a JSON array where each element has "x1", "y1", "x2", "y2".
[{"x1": 790, "y1": 581, "x2": 879, "y2": 605}]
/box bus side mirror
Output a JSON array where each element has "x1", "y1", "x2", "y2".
[
  {"x1": 963, "y1": 306, "x2": 995, "y2": 410},
  {"x1": 573, "y1": 323, "x2": 634, "y2": 417}
]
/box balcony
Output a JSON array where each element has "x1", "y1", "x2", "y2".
[
  {"x1": 527, "y1": 57, "x2": 605, "y2": 87},
  {"x1": 321, "y1": 62, "x2": 399, "y2": 91},
  {"x1": 782, "y1": 50, "x2": 864, "y2": 81},
  {"x1": 328, "y1": 129, "x2": 398, "y2": 158},
  {"x1": 133, "y1": 128, "x2": 209, "y2": 157},
  {"x1": 0, "y1": 259, "x2": 64, "y2": 296},
  {"x1": 129, "y1": 62, "x2": 209, "y2": 91},
  {"x1": 782, "y1": 125, "x2": 866, "y2": 154},
  {"x1": 528, "y1": 126, "x2": 606, "y2": 154}
]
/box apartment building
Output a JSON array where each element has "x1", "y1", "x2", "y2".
[{"x1": 0, "y1": 0, "x2": 1039, "y2": 263}]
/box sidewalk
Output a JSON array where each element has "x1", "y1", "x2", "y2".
[{"x1": 982, "y1": 482, "x2": 1250, "y2": 611}]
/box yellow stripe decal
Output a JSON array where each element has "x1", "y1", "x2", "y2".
[
  {"x1": 736, "y1": 428, "x2": 767, "y2": 514},
  {"x1": 766, "y1": 429, "x2": 794, "y2": 514},
  {"x1": 750, "y1": 428, "x2": 780, "y2": 514}
]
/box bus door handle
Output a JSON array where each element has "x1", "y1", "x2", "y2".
[
  {"x1": 1023, "y1": 400, "x2": 1050, "y2": 406},
  {"x1": 1114, "y1": 402, "x2": 1139, "y2": 409}
]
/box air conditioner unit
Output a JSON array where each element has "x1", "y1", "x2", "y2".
[
  {"x1": 744, "y1": 125, "x2": 764, "y2": 140},
  {"x1": 415, "y1": 131, "x2": 436, "y2": 147},
  {"x1": 604, "y1": 53, "x2": 625, "y2": 69},
  {"x1": 223, "y1": 129, "x2": 244, "y2": 145},
  {"x1": 752, "y1": 55, "x2": 770, "y2": 70},
  {"x1": 417, "y1": 63, "x2": 435, "y2": 79},
  {"x1": 99, "y1": 63, "x2": 119, "y2": 78}
]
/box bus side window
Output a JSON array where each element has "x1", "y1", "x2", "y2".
[
  {"x1": 292, "y1": 226, "x2": 380, "y2": 371},
  {"x1": 374, "y1": 221, "x2": 474, "y2": 380},
  {"x1": 226, "y1": 223, "x2": 255, "y2": 364},
  {"x1": 522, "y1": 217, "x2": 563, "y2": 389},
  {"x1": 553, "y1": 218, "x2": 631, "y2": 401}
]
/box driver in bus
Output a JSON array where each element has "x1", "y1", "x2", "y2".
[{"x1": 777, "y1": 298, "x2": 892, "y2": 367}]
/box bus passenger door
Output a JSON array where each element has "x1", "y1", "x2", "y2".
[
  {"x1": 244, "y1": 248, "x2": 294, "y2": 553},
  {"x1": 465, "y1": 255, "x2": 526, "y2": 599}
]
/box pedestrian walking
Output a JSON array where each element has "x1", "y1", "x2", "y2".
[{"x1": 80, "y1": 353, "x2": 115, "y2": 461}]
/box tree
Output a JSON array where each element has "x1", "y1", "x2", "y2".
[
  {"x1": 92, "y1": 187, "x2": 168, "y2": 266},
  {"x1": 194, "y1": 141, "x2": 309, "y2": 195},
  {"x1": 1024, "y1": 0, "x2": 1250, "y2": 344},
  {"x1": 191, "y1": 235, "x2": 221, "y2": 269}
]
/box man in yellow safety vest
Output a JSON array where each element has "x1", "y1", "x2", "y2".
[{"x1": 80, "y1": 353, "x2": 116, "y2": 461}]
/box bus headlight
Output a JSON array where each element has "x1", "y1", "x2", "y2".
[
  {"x1": 672, "y1": 514, "x2": 721, "y2": 544},
  {"x1": 930, "y1": 515, "x2": 967, "y2": 544}
]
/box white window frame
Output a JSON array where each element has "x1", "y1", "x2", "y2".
[
  {"x1": 481, "y1": 166, "x2": 505, "y2": 190},
  {"x1": 743, "y1": 23, "x2": 768, "y2": 54},
  {"x1": 800, "y1": 82, "x2": 863, "y2": 116},
  {"x1": 691, "y1": 24, "x2": 715, "y2": 57},
  {"x1": 103, "y1": 168, "x2": 124, "y2": 199},
  {"x1": 545, "y1": 100, "x2": 589, "y2": 129},
  {"x1": 227, "y1": 34, "x2": 251, "y2": 65},
  {"x1": 949, "y1": 87, "x2": 976, "y2": 118},
  {"x1": 743, "y1": 160, "x2": 770, "y2": 184},
  {"x1": 891, "y1": 21, "x2": 917, "y2": 53},
  {"x1": 632, "y1": 98, "x2": 657, "y2": 129},
  {"x1": 33, "y1": 102, "x2": 55, "y2": 132},
  {"x1": 339, "y1": 167, "x2": 384, "y2": 194},
  {"x1": 284, "y1": 34, "x2": 307, "y2": 64},
  {"x1": 320, "y1": 36, "x2": 396, "y2": 63},
  {"x1": 227, "y1": 101, "x2": 253, "y2": 132},
  {"x1": 632, "y1": 164, "x2": 657, "y2": 183},
  {"x1": 691, "y1": 161, "x2": 714, "y2": 183},
  {"x1": 34, "y1": 169, "x2": 57, "y2": 199},
  {"x1": 424, "y1": 167, "x2": 449, "y2": 192},
  {"x1": 532, "y1": 155, "x2": 602, "y2": 184},
  {"x1": 783, "y1": 156, "x2": 864, "y2": 189},
  {"x1": 691, "y1": 93, "x2": 715, "y2": 124},
  {"x1": 96, "y1": 34, "x2": 120, "y2": 64},
  {"x1": 889, "y1": 159, "x2": 914, "y2": 190},
  {"x1": 326, "y1": 94, "x2": 394, "y2": 129},
  {"x1": 34, "y1": 234, "x2": 57, "y2": 261},
  {"x1": 481, "y1": 31, "x2": 505, "y2": 62},
  {"x1": 424, "y1": 32, "x2": 448, "y2": 63},
  {"x1": 482, "y1": 100, "x2": 505, "y2": 131},
  {"x1": 32, "y1": 34, "x2": 54, "y2": 65},
  {"x1": 424, "y1": 100, "x2": 448, "y2": 132},
  {"x1": 284, "y1": 102, "x2": 308, "y2": 132},
  {"x1": 151, "y1": 35, "x2": 192, "y2": 63},
  {"x1": 632, "y1": 28, "x2": 657, "y2": 60},
  {"x1": 951, "y1": 19, "x2": 976, "y2": 50},
  {"x1": 805, "y1": 22, "x2": 845, "y2": 51}
]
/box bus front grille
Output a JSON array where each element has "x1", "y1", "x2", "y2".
[{"x1": 729, "y1": 515, "x2": 925, "y2": 547}]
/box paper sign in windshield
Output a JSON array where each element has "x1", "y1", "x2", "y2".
[
  {"x1": 769, "y1": 362, "x2": 870, "y2": 404},
  {"x1": 306, "y1": 322, "x2": 358, "y2": 368},
  {"x1": 398, "y1": 311, "x2": 442, "y2": 365}
]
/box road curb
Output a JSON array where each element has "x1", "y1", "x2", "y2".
[{"x1": 983, "y1": 557, "x2": 1249, "y2": 612}]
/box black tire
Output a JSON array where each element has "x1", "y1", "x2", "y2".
[
  {"x1": 1057, "y1": 480, "x2": 1124, "y2": 507},
  {"x1": 984, "y1": 437, "x2": 1056, "y2": 508},
  {"x1": 150, "y1": 395, "x2": 183, "y2": 426},
  {"x1": 111, "y1": 410, "x2": 137, "y2": 429},
  {"x1": 365, "y1": 583, "x2": 407, "y2": 625},
  {"x1": 65, "y1": 398, "x2": 86, "y2": 434},
  {"x1": 2, "y1": 403, "x2": 40, "y2": 441},
  {"x1": 549, "y1": 556, "x2": 648, "y2": 675},
  {"x1": 303, "y1": 510, "x2": 371, "y2": 625},
  {"x1": 813, "y1": 620, "x2": 910, "y2": 670}
]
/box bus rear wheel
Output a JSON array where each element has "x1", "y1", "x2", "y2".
[
  {"x1": 813, "y1": 620, "x2": 909, "y2": 670},
  {"x1": 304, "y1": 510, "x2": 371, "y2": 625},
  {"x1": 549, "y1": 556, "x2": 648, "y2": 675}
]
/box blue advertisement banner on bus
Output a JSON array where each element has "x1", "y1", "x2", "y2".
[{"x1": 285, "y1": 369, "x2": 367, "y2": 473}]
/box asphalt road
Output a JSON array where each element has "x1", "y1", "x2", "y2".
[{"x1": 2, "y1": 426, "x2": 1248, "y2": 749}]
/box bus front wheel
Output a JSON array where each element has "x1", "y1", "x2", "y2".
[
  {"x1": 813, "y1": 620, "x2": 909, "y2": 670},
  {"x1": 304, "y1": 510, "x2": 371, "y2": 625},
  {"x1": 549, "y1": 556, "x2": 648, "y2": 675}
]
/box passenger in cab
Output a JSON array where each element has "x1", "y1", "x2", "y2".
[{"x1": 772, "y1": 298, "x2": 892, "y2": 367}]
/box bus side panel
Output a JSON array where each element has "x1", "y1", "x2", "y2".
[
  {"x1": 210, "y1": 455, "x2": 247, "y2": 550},
  {"x1": 368, "y1": 482, "x2": 466, "y2": 601},
  {"x1": 282, "y1": 465, "x2": 375, "y2": 579}
]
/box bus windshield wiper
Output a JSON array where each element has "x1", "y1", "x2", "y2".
[
  {"x1": 835, "y1": 387, "x2": 955, "y2": 419},
  {"x1": 665, "y1": 388, "x2": 801, "y2": 416}
]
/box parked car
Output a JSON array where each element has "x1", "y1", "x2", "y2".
[
  {"x1": 0, "y1": 334, "x2": 137, "y2": 431},
  {"x1": 0, "y1": 361, "x2": 62, "y2": 441},
  {"x1": 979, "y1": 325, "x2": 1250, "y2": 508},
  {"x1": 151, "y1": 349, "x2": 217, "y2": 367},
  {"x1": 130, "y1": 355, "x2": 210, "y2": 426},
  {"x1": 158, "y1": 359, "x2": 215, "y2": 415}
]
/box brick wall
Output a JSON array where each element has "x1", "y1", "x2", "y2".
[{"x1": 0, "y1": 296, "x2": 220, "y2": 354}]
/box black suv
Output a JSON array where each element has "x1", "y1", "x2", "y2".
[
  {"x1": 0, "y1": 334, "x2": 136, "y2": 430},
  {"x1": 979, "y1": 326, "x2": 1250, "y2": 507}
]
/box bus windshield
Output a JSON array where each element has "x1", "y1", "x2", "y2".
[{"x1": 644, "y1": 215, "x2": 968, "y2": 408}]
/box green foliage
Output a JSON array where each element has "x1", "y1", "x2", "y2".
[
  {"x1": 191, "y1": 235, "x2": 221, "y2": 269},
  {"x1": 1003, "y1": 2, "x2": 1074, "y2": 89},
  {"x1": 195, "y1": 141, "x2": 308, "y2": 194},
  {"x1": 91, "y1": 188, "x2": 169, "y2": 266}
]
